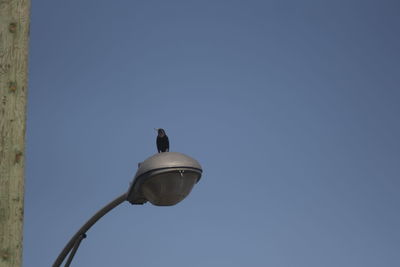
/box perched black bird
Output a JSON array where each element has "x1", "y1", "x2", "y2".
[{"x1": 156, "y1": 128, "x2": 169, "y2": 153}]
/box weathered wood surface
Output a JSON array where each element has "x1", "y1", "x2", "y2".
[{"x1": 0, "y1": 0, "x2": 30, "y2": 266}]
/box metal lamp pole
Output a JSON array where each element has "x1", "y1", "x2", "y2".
[{"x1": 53, "y1": 193, "x2": 128, "y2": 267}]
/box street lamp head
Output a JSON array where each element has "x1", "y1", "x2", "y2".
[{"x1": 127, "y1": 152, "x2": 202, "y2": 206}]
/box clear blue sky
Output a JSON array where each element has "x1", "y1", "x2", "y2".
[{"x1": 25, "y1": 0, "x2": 400, "y2": 266}]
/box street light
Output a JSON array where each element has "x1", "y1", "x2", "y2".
[{"x1": 53, "y1": 152, "x2": 202, "y2": 267}]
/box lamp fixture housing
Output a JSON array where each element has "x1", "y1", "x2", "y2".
[{"x1": 127, "y1": 152, "x2": 202, "y2": 206}]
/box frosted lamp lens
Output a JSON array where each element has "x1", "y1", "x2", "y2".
[{"x1": 141, "y1": 171, "x2": 199, "y2": 206}]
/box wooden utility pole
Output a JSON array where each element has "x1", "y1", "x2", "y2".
[{"x1": 0, "y1": 1, "x2": 30, "y2": 266}]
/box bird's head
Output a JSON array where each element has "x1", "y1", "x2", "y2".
[{"x1": 155, "y1": 128, "x2": 166, "y2": 137}]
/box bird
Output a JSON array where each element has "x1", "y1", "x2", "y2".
[{"x1": 155, "y1": 128, "x2": 169, "y2": 153}]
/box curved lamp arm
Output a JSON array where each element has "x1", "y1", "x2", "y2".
[{"x1": 52, "y1": 193, "x2": 128, "y2": 267}]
